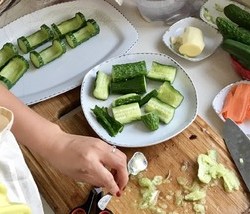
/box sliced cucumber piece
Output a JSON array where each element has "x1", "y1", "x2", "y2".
[
  {"x1": 0, "y1": 55, "x2": 29, "y2": 89},
  {"x1": 139, "y1": 89, "x2": 158, "y2": 107},
  {"x1": 157, "y1": 81, "x2": 184, "y2": 108},
  {"x1": 111, "y1": 61, "x2": 147, "y2": 82},
  {"x1": 93, "y1": 71, "x2": 111, "y2": 100},
  {"x1": 0, "y1": 43, "x2": 18, "y2": 70},
  {"x1": 112, "y1": 93, "x2": 141, "y2": 107},
  {"x1": 112, "y1": 102, "x2": 141, "y2": 124},
  {"x1": 17, "y1": 24, "x2": 54, "y2": 54},
  {"x1": 147, "y1": 61, "x2": 177, "y2": 83},
  {"x1": 30, "y1": 39, "x2": 66, "y2": 68},
  {"x1": 141, "y1": 112, "x2": 160, "y2": 131},
  {"x1": 110, "y1": 75, "x2": 147, "y2": 94},
  {"x1": 65, "y1": 19, "x2": 100, "y2": 48},
  {"x1": 52, "y1": 12, "x2": 86, "y2": 38},
  {"x1": 145, "y1": 98, "x2": 175, "y2": 124}
]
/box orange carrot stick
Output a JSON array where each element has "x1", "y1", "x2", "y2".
[{"x1": 221, "y1": 83, "x2": 250, "y2": 124}]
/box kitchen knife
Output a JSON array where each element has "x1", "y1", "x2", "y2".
[{"x1": 223, "y1": 118, "x2": 250, "y2": 192}]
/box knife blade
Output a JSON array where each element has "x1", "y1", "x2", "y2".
[{"x1": 223, "y1": 118, "x2": 250, "y2": 192}]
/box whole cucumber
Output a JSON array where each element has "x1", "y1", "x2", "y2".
[
  {"x1": 216, "y1": 17, "x2": 250, "y2": 45},
  {"x1": 224, "y1": 4, "x2": 250, "y2": 31},
  {"x1": 221, "y1": 39, "x2": 250, "y2": 69}
]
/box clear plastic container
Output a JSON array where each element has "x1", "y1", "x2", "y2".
[{"x1": 136, "y1": 0, "x2": 201, "y2": 24}]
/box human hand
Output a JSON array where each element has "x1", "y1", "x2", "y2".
[{"x1": 45, "y1": 131, "x2": 128, "y2": 196}]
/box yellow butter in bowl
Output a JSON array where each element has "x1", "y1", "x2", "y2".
[
  {"x1": 0, "y1": 183, "x2": 31, "y2": 214},
  {"x1": 178, "y1": 26, "x2": 205, "y2": 57}
]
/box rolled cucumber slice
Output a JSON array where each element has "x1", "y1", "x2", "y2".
[
  {"x1": 0, "y1": 43, "x2": 18, "y2": 70},
  {"x1": 17, "y1": 24, "x2": 54, "y2": 54},
  {"x1": 30, "y1": 39, "x2": 66, "y2": 68},
  {"x1": 52, "y1": 12, "x2": 86, "y2": 38},
  {"x1": 0, "y1": 55, "x2": 29, "y2": 89},
  {"x1": 65, "y1": 19, "x2": 100, "y2": 48}
]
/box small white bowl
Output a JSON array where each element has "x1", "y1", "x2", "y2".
[
  {"x1": 212, "y1": 80, "x2": 250, "y2": 136},
  {"x1": 162, "y1": 17, "x2": 223, "y2": 62}
]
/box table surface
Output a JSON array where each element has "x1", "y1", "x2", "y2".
[{"x1": 0, "y1": 0, "x2": 245, "y2": 213}]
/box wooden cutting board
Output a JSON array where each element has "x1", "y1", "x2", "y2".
[{"x1": 21, "y1": 87, "x2": 250, "y2": 214}]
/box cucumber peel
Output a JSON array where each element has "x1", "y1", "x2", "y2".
[{"x1": 91, "y1": 105, "x2": 124, "y2": 137}]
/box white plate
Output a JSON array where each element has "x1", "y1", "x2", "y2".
[
  {"x1": 81, "y1": 53, "x2": 198, "y2": 148},
  {"x1": 212, "y1": 80, "x2": 250, "y2": 136},
  {"x1": 162, "y1": 17, "x2": 222, "y2": 62},
  {"x1": 200, "y1": 0, "x2": 250, "y2": 29},
  {"x1": 0, "y1": 0, "x2": 138, "y2": 105}
]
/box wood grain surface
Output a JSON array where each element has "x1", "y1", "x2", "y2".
[{"x1": 21, "y1": 87, "x2": 250, "y2": 214}]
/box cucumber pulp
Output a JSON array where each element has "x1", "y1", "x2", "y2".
[
  {"x1": 145, "y1": 98, "x2": 175, "y2": 124},
  {"x1": 157, "y1": 81, "x2": 184, "y2": 108},
  {"x1": 112, "y1": 93, "x2": 141, "y2": 107},
  {"x1": 147, "y1": 61, "x2": 177, "y2": 83},
  {"x1": 112, "y1": 102, "x2": 141, "y2": 124},
  {"x1": 93, "y1": 71, "x2": 111, "y2": 100}
]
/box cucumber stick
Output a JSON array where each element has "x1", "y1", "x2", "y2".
[
  {"x1": 30, "y1": 39, "x2": 66, "y2": 68},
  {"x1": 145, "y1": 98, "x2": 175, "y2": 124},
  {"x1": 65, "y1": 19, "x2": 100, "y2": 48},
  {"x1": 17, "y1": 24, "x2": 54, "y2": 54},
  {"x1": 93, "y1": 71, "x2": 111, "y2": 100},
  {"x1": 92, "y1": 105, "x2": 124, "y2": 137},
  {"x1": 52, "y1": 12, "x2": 86, "y2": 38},
  {"x1": 224, "y1": 4, "x2": 250, "y2": 30},
  {"x1": 111, "y1": 61, "x2": 147, "y2": 82},
  {"x1": 157, "y1": 81, "x2": 184, "y2": 108},
  {"x1": 110, "y1": 75, "x2": 147, "y2": 94},
  {"x1": 112, "y1": 103, "x2": 141, "y2": 124},
  {"x1": 139, "y1": 89, "x2": 158, "y2": 107},
  {"x1": 112, "y1": 93, "x2": 141, "y2": 107},
  {"x1": 147, "y1": 61, "x2": 177, "y2": 83}
]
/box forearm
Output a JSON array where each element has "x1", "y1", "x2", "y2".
[{"x1": 0, "y1": 84, "x2": 61, "y2": 159}]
